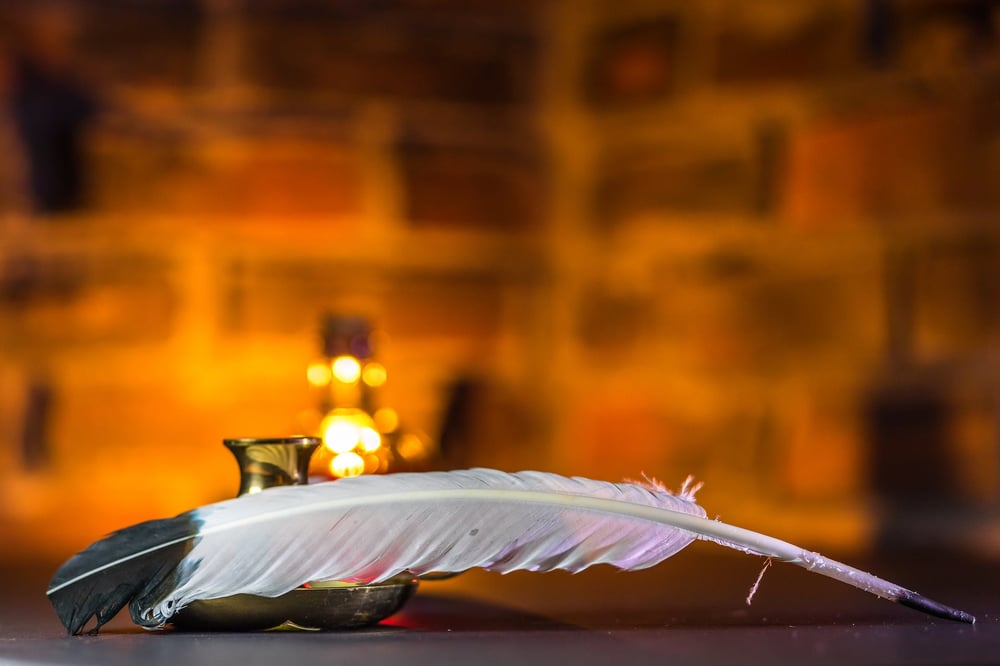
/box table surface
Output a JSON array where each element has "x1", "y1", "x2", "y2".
[{"x1": 2, "y1": 545, "x2": 997, "y2": 666}]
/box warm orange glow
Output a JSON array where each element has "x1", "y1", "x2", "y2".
[
  {"x1": 363, "y1": 453, "x2": 383, "y2": 474},
  {"x1": 330, "y1": 451, "x2": 365, "y2": 477},
  {"x1": 374, "y1": 407, "x2": 399, "y2": 433},
  {"x1": 331, "y1": 356, "x2": 362, "y2": 383},
  {"x1": 396, "y1": 433, "x2": 427, "y2": 461},
  {"x1": 362, "y1": 362, "x2": 387, "y2": 387},
  {"x1": 306, "y1": 361, "x2": 332, "y2": 387}
]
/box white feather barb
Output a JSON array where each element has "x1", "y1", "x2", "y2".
[{"x1": 46, "y1": 468, "x2": 975, "y2": 633}]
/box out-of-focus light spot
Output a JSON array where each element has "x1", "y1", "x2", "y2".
[
  {"x1": 359, "y1": 427, "x2": 381, "y2": 453},
  {"x1": 324, "y1": 420, "x2": 360, "y2": 454},
  {"x1": 246, "y1": 486, "x2": 262, "y2": 495},
  {"x1": 363, "y1": 453, "x2": 382, "y2": 474},
  {"x1": 397, "y1": 433, "x2": 427, "y2": 461},
  {"x1": 306, "y1": 361, "x2": 332, "y2": 387},
  {"x1": 331, "y1": 451, "x2": 364, "y2": 478},
  {"x1": 362, "y1": 362, "x2": 387, "y2": 387},
  {"x1": 374, "y1": 407, "x2": 399, "y2": 433},
  {"x1": 332, "y1": 356, "x2": 361, "y2": 384},
  {"x1": 321, "y1": 409, "x2": 378, "y2": 454}
]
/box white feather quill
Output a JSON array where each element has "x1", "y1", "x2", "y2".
[{"x1": 47, "y1": 468, "x2": 974, "y2": 634}]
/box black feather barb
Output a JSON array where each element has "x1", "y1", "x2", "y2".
[{"x1": 47, "y1": 514, "x2": 198, "y2": 635}]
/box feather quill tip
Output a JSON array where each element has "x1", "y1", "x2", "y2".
[{"x1": 897, "y1": 591, "x2": 976, "y2": 624}]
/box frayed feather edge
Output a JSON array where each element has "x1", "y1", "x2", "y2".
[
  {"x1": 745, "y1": 558, "x2": 773, "y2": 606},
  {"x1": 625, "y1": 473, "x2": 704, "y2": 502}
]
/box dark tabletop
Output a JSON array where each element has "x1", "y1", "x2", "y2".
[{"x1": 2, "y1": 545, "x2": 997, "y2": 666}]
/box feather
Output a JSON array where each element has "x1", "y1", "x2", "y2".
[{"x1": 46, "y1": 468, "x2": 975, "y2": 634}]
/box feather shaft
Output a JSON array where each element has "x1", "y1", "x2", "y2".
[
  {"x1": 47, "y1": 469, "x2": 976, "y2": 633},
  {"x1": 274, "y1": 487, "x2": 969, "y2": 622}
]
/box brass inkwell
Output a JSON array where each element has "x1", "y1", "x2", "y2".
[{"x1": 170, "y1": 436, "x2": 417, "y2": 631}]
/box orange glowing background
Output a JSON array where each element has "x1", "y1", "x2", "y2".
[{"x1": 0, "y1": 1, "x2": 998, "y2": 566}]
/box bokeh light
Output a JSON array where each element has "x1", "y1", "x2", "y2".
[
  {"x1": 306, "y1": 361, "x2": 332, "y2": 387},
  {"x1": 362, "y1": 362, "x2": 387, "y2": 387},
  {"x1": 396, "y1": 433, "x2": 427, "y2": 461},
  {"x1": 330, "y1": 451, "x2": 365, "y2": 478},
  {"x1": 331, "y1": 356, "x2": 362, "y2": 384},
  {"x1": 374, "y1": 407, "x2": 399, "y2": 433},
  {"x1": 359, "y1": 427, "x2": 381, "y2": 453},
  {"x1": 321, "y1": 408, "x2": 377, "y2": 454}
]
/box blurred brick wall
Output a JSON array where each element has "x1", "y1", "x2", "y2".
[{"x1": 0, "y1": 0, "x2": 998, "y2": 560}]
